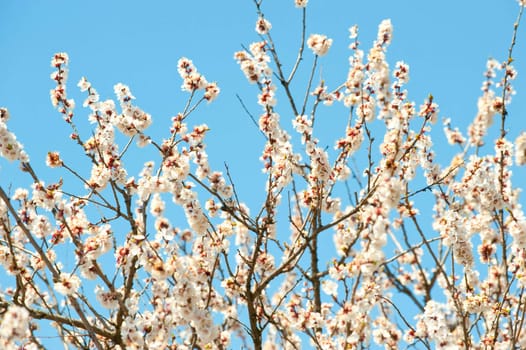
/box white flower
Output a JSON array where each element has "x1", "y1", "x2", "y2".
[
  {"x1": 294, "y1": 0, "x2": 308, "y2": 7},
  {"x1": 46, "y1": 151, "x2": 62, "y2": 168},
  {"x1": 377, "y1": 19, "x2": 393, "y2": 45},
  {"x1": 114, "y1": 83, "x2": 135, "y2": 102},
  {"x1": 0, "y1": 107, "x2": 10, "y2": 122},
  {"x1": 321, "y1": 279, "x2": 338, "y2": 296},
  {"x1": 50, "y1": 52, "x2": 69, "y2": 67},
  {"x1": 255, "y1": 17, "x2": 272, "y2": 35},
  {"x1": 349, "y1": 25, "x2": 359, "y2": 39},
  {"x1": 54, "y1": 273, "x2": 81, "y2": 296},
  {"x1": 515, "y1": 132, "x2": 526, "y2": 165},
  {"x1": 95, "y1": 285, "x2": 120, "y2": 309},
  {"x1": 307, "y1": 34, "x2": 333, "y2": 56},
  {"x1": 204, "y1": 82, "x2": 220, "y2": 102},
  {"x1": 393, "y1": 61, "x2": 410, "y2": 85},
  {"x1": 0, "y1": 122, "x2": 29, "y2": 162},
  {"x1": 77, "y1": 76, "x2": 91, "y2": 92},
  {"x1": 292, "y1": 115, "x2": 312, "y2": 135},
  {"x1": 12, "y1": 188, "x2": 28, "y2": 200},
  {"x1": 0, "y1": 305, "x2": 30, "y2": 340},
  {"x1": 177, "y1": 57, "x2": 209, "y2": 92}
]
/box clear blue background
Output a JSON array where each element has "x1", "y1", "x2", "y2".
[
  {"x1": 1, "y1": 0, "x2": 524, "y2": 190},
  {"x1": 0, "y1": 0, "x2": 525, "y2": 348}
]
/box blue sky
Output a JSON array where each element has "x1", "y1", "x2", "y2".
[
  {"x1": 2, "y1": 0, "x2": 525, "y2": 260},
  {"x1": 1, "y1": 0, "x2": 525, "y2": 348},
  {"x1": 1, "y1": 0, "x2": 524, "y2": 188}
]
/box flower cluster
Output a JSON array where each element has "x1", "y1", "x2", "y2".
[
  {"x1": 234, "y1": 41, "x2": 272, "y2": 84},
  {"x1": 468, "y1": 58, "x2": 517, "y2": 146},
  {"x1": 113, "y1": 83, "x2": 152, "y2": 136},
  {"x1": 407, "y1": 301, "x2": 457, "y2": 348},
  {"x1": 49, "y1": 53, "x2": 75, "y2": 122},
  {"x1": 0, "y1": 305, "x2": 31, "y2": 348},
  {"x1": 0, "y1": 108, "x2": 29, "y2": 162},
  {"x1": 177, "y1": 57, "x2": 220, "y2": 102},
  {"x1": 0, "y1": 2, "x2": 525, "y2": 350}
]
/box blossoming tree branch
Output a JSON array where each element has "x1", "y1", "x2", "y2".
[{"x1": 1, "y1": 0, "x2": 526, "y2": 349}]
